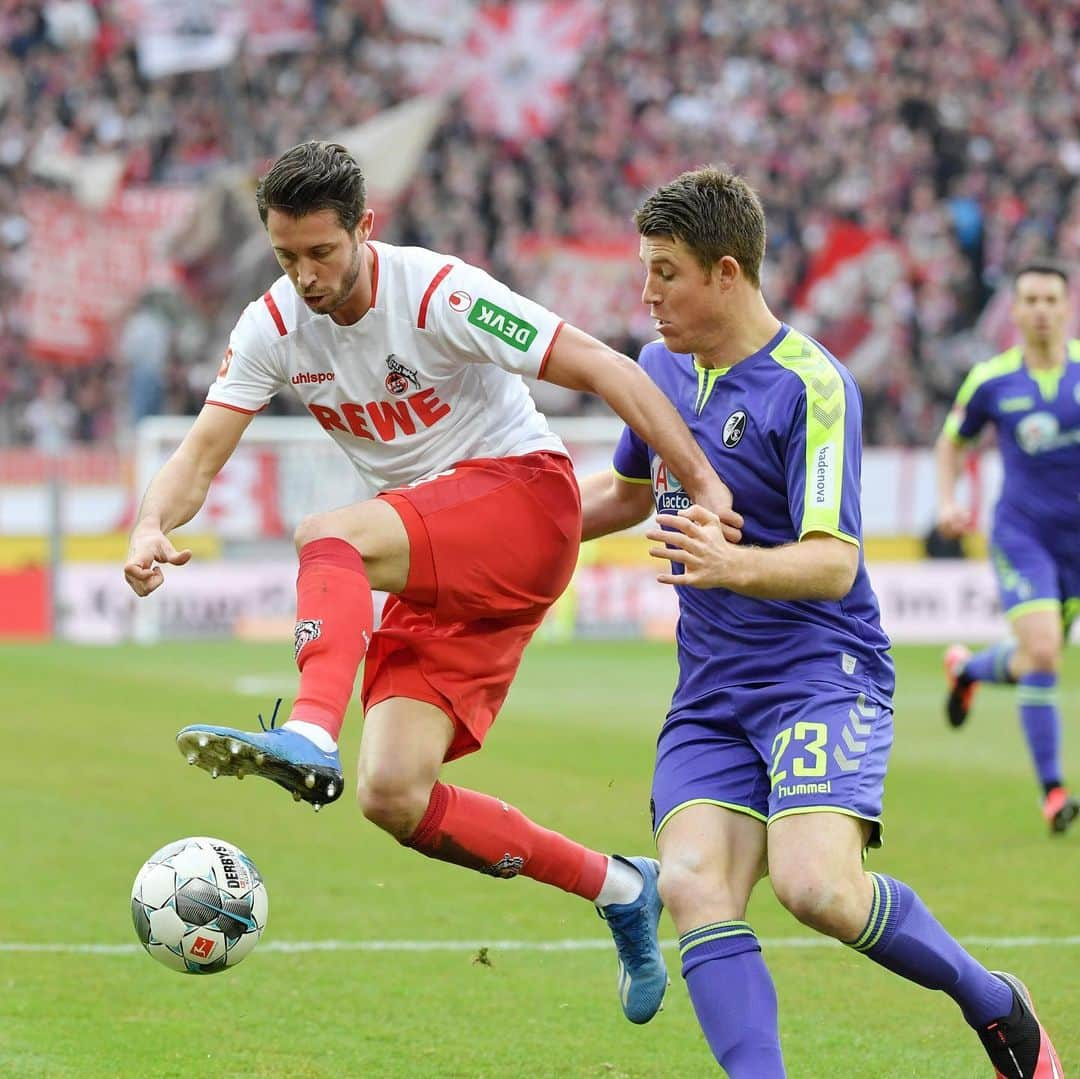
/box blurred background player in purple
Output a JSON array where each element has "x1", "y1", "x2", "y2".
[{"x1": 937, "y1": 260, "x2": 1080, "y2": 835}]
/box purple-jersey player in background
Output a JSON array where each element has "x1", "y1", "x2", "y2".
[
  {"x1": 936, "y1": 260, "x2": 1079, "y2": 835},
  {"x1": 581, "y1": 167, "x2": 1063, "y2": 1078}
]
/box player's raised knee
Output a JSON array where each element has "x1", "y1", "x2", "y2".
[
  {"x1": 293, "y1": 511, "x2": 343, "y2": 552},
  {"x1": 356, "y1": 768, "x2": 430, "y2": 839}
]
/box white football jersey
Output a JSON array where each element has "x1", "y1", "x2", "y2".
[{"x1": 207, "y1": 241, "x2": 568, "y2": 498}]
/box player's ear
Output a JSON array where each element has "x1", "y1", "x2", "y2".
[
  {"x1": 356, "y1": 208, "x2": 375, "y2": 242},
  {"x1": 715, "y1": 254, "x2": 741, "y2": 291}
]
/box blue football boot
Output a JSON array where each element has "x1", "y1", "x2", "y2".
[
  {"x1": 598, "y1": 855, "x2": 668, "y2": 1024},
  {"x1": 176, "y1": 699, "x2": 343, "y2": 811}
]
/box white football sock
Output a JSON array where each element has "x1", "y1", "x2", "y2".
[
  {"x1": 595, "y1": 856, "x2": 645, "y2": 908},
  {"x1": 282, "y1": 719, "x2": 337, "y2": 753}
]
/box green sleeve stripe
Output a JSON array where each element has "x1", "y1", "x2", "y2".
[
  {"x1": 799, "y1": 526, "x2": 860, "y2": 548},
  {"x1": 1068, "y1": 339, "x2": 1080, "y2": 362},
  {"x1": 612, "y1": 467, "x2": 652, "y2": 486},
  {"x1": 769, "y1": 330, "x2": 845, "y2": 534}
]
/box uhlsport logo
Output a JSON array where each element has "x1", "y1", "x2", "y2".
[
  {"x1": 813, "y1": 443, "x2": 836, "y2": 508},
  {"x1": 294, "y1": 619, "x2": 322, "y2": 660},
  {"x1": 468, "y1": 298, "x2": 537, "y2": 351},
  {"x1": 292, "y1": 371, "x2": 335, "y2": 385},
  {"x1": 723, "y1": 409, "x2": 747, "y2": 447},
  {"x1": 385, "y1": 354, "x2": 420, "y2": 396},
  {"x1": 448, "y1": 289, "x2": 472, "y2": 312},
  {"x1": 651, "y1": 457, "x2": 690, "y2": 514}
]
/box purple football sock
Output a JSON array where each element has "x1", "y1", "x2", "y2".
[
  {"x1": 962, "y1": 642, "x2": 1016, "y2": 684},
  {"x1": 680, "y1": 921, "x2": 785, "y2": 1077},
  {"x1": 848, "y1": 873, "x2": 1013, "y2": 1027},
  {"x1": 1017, "y1": 672, "x2": 1062, "y2": 788}
]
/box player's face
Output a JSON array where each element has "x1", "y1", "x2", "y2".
[
  {"x1": 267, "y1": 208, "x2": 374, "y2": 319},
  {"x1": 639, "y1": 235, "x2": 729, "y2": 355},
  {"x1": 1012, "y1": 272, "x2": 1069, "y2": 347}
]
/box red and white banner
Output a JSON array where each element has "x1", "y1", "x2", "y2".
[
  {"x1": 245, "y1": 0, "x2": 318, "y2": 56},
  {"x1": 513, "y1": 235, "x2": 653, "y2": 345},
  {"x1": 384, "y1": 0, "x2": 475, "y2": 43},
  {"x1": 24, "y1": 187, "x2": 196, "y2": 364},
  {"x1": 407, "y1": 1, "x2": 601, "y2": 141},
  {"x1": 793, "y1": 219, "x2": 906, "y2": 359},
  {"x1": 115, "y1": 0, "x2": 316, "y2": 78}
]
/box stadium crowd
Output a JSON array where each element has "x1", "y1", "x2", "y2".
[{"x1": 1, "y1": 0, "x2": 1078, "y2": 449}]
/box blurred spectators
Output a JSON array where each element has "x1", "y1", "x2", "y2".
[{"x1": 2, "y1": 0, "x2": 1078, "y2": 447}]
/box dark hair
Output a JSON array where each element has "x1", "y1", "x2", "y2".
[
  {"x1": 256, "y1": 141, "x2": 366, "y2": 231},
  {"x1": 1014, "y1": 259, "x2": 1070, "y2": 289},
  {"x1": 633, "y1": 166, "x2": 766, "y2": 285}
]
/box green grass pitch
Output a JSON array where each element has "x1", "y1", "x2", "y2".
[{"x1": 0, "y1": 640, "x2": 1075, "y2": 1077}]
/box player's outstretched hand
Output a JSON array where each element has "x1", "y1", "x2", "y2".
[
  {"x1": 647, "y1": 504, "x2": 742, "y2": 589},
  {"x1": 936, "y1": 503, "x2": 970, "y2": 540},
  {"x1": 124, "y1": 530, "x2": 192, "y2": 597}
]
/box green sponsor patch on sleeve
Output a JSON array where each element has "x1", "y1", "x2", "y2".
[{"x1": 467, "y1": 298, "x2": 538, "y2": 352}]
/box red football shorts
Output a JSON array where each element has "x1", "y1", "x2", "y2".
[{"x1": 362, "y1": 451, "x2": 580, "y2": 762}]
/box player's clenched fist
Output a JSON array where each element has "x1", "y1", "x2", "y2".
[
  {"x1": 646, "y1": 503, "x2": 742, "y2": 589},
  {"x1": 124, "y1": 529, "x2": 192, "y2": 597},
  {"x1": 935, "y1": 502, "x2": 970, "y2": 540}
]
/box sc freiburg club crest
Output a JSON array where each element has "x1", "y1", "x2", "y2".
[{"x1": 723, "y1": 410, "x2": 747, "y2": 447}]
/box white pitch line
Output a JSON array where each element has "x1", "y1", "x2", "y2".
[
  {"x1": 234, "y1": 676, "x2": 296, "y2": 696},
  {"x1": 2, "y1": 935, "x2": 1078, "y2": 956}
]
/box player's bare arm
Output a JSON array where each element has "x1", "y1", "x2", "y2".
[
  {"x1": 934, "y1": 429, "x2": 971, "y2": 539},
  {"x1": 124, "y1": 403, "x2": 253, "y2": 597},
  {"x1": 580, "y1": 469, "x2": 743, "y2": 544},
  {"x1": 647, "y1": 504, "x2": 857, "y2": 599},
  {"x1": 542, "y1": 325, "x2": 737, "y2": 518},
  {"x1": 579, "y1": 470, "x2": 655, "y2": 541}
]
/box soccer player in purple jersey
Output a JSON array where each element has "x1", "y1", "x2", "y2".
[
  {"x1": 581, "y1": 168, "x2": 1063, "y2": 1078},
  {"x1": 936, "y1": 261, "x2": 1079, "y2": 835}
]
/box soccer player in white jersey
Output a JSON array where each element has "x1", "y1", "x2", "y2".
[{"x1": 123, "y1": 141, "x2": 740, "y2": 1023}]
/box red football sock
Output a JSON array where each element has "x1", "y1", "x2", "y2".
[
  {"x1": 405, "y1": 782, "x2": 608, "y2": 900},
  {"x1": 288, "y1": 538, "x2": 373, "y2": 741}
]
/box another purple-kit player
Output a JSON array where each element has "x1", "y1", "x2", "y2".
[
  {"x1": 581, "y1": 167, "x2": 1063, "y2": 1078},
  {"x1": 937, "y1": 260, "x2": 1079, "y2": 835}
]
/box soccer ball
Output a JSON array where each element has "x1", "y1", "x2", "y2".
[{"x1": 131, "y1": 836, "x2": 269, "y2": 974}]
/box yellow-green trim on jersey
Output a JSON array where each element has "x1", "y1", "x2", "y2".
[
  {"x1": 768, "y1": 330, "x2": 847, "y2": 537},
  {"x1": 942, "y1": 347, "x2": 1023, "y2": 444},
  {"x1": 612, "y1": 467, "x2": 652, "y2": 485},
  {"x1": 693, "y1": 360, "x2": 730, "y2": 414},
  {"x1": 1029, "y1": 364, "x2": 1066, "y2": 401}
]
